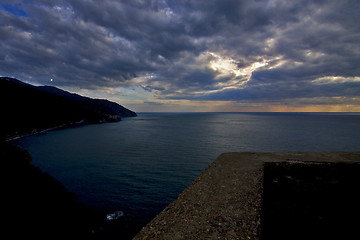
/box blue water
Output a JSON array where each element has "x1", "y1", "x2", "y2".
[{"x1": 10, "y1": 112, "x2": 360, "y2": 231}]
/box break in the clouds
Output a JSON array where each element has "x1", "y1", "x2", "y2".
[{"x1": 1, "y1": 0, "x2": 360, "y2": 111}]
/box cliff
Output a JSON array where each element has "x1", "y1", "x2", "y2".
[
  {"x1": 1, "y1": 144, "x2": 94, "y2": 239},
  {"x1": 0, "y1": 77, "x2": 137, "y2": 141}
]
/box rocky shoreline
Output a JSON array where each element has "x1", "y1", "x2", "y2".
[{"x1": 4, "y1": 119, "x2": 113, "y2": 142}]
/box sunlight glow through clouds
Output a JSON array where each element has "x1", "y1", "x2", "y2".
[
  {"x1": 207, "y1": 52, "x2": 267, "y2": 88},
  {"x1": 208, "y1": 52, "x2": 243, "y2": 78}
]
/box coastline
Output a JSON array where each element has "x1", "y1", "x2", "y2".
[
  {"x1": 5, "y1": 124, "x2": 69, "y2": 142},
  {"x1": 4, "y1": 119, "x2": 118, "y2": 142}
]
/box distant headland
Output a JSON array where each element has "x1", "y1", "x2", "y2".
[{"x1": 0, "y1": 77, "x2": 137, "y2": 141}]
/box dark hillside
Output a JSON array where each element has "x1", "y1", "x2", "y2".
[
  {"x1": 0, "y1": 77, "x2": 136, "y2": 140},
  {"x1": 1, "y1": 144, "x2": 94, "y2": 239}
]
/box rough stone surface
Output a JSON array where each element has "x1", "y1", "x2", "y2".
[{"x1": 133, "y1": 152, "x2": 360, "y2": 240}]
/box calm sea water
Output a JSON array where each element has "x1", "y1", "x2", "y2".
[{"x1": 10, "y1": 112, "x2": 360, "y2": 236}]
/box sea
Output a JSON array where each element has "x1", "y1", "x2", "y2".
[{"x1": 9, "y1": 112, "x2": 360, "y2": 238}]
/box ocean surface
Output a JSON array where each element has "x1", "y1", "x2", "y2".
[{"x1": 10, "y1": 112, "x2": 360, "y2": 237}]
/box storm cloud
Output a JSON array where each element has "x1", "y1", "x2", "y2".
[{"x1": 1, "y1": 0, "x2": 360, "y2": 111}]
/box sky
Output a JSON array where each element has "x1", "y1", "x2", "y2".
[{"x1": 1, "y1": 0, "x2": 360, "y2": 112}]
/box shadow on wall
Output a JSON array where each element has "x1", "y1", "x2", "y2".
[{"x1": 261, "y1": 161, "x2": 360, "y2": 240}]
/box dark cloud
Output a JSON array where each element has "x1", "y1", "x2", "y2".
[{"x1": 1, "y1": 0, "x2": 360, "y2": 107}]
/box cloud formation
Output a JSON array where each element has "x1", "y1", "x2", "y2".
[{"x1": 1, "y1": 0, "x2": 360, "y2": 111}]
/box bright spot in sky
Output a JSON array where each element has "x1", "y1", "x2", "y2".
[
  {"x1": 206, "y1": 52, "x2": 268, "y2": 91},
  {"x1": 50, "y1": 78, "x2": 53, "y2": 82},
  {"x1": 208, "y1": 52, "x2": 267, "y2": 81},
  {"x1": 208, "y1": 52, "x2": 242, "y2": 78}
]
